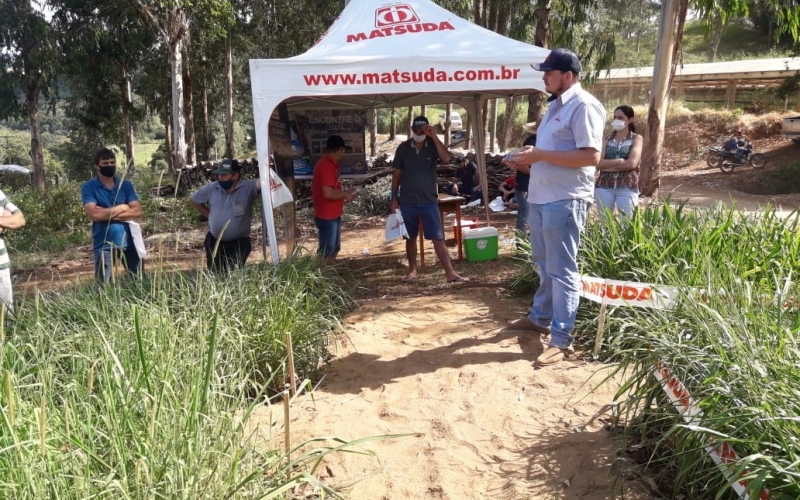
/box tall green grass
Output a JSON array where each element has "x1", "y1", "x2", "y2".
[
  {"x1": 606, "y1": 274, "x2": 800, "y2": 499},
  {"x1": 0, "y1": 259, "x2": 358, "y2": 498},
  {"x1": 512, "y1": 202, "x2": 800, "y2": 498}
]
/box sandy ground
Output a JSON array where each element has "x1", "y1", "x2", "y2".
[
  {"x1": 243, "y1": 156, "x2": 800, "y2": 499},
  {"x1": 248, "y1": 212, "x2": 656, "y2": 500}
]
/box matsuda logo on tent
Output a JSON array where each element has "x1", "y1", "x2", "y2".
[
  {"x1": 346, "y1": 3, "x2": 455, "y2": 43},
  {"x1": 376, "y1": 4, "x2": 419, "y2": 26}
]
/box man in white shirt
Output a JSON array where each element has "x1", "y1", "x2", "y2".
[{"x1": 505, "y1": 48, "x2": 606, "y2": 367}]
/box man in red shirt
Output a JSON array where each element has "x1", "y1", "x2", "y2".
[
  {"x1": 499, "y1": 175, "x2": 516, "y2": 204},
  {"x1": 312, "y1": 135, "x2": 356, "y2": 264}
]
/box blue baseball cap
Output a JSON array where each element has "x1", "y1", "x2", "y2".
[
  {"x1": 532, "y1": 48, "x2": 582, "y2": 74},
  {"x1": 412, "y1": 116, "x2": 429, "y2": 130}
]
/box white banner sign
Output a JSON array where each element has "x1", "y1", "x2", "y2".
[
  {"x1": 652, "y1": 362, "x2": 768, "y2": 500},
  {"x1": 579, "y1": 276, "x2": 679, "y2": 310}
]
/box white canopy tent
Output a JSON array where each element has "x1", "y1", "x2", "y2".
[{"x1": 249, "y1": 0, "x2": 550, "y2": 263}]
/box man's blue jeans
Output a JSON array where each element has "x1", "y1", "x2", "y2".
[
  {"x1": 527, "y1": 199, "x2": 590, "y2": 349},
  {"x1": 94, "y1": 245, "x2": 142, "y2": 281}
]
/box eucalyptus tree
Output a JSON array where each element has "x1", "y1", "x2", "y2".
[
  {"x1": 135, "y1": 49, "x2": 174, "y2": 168},
  {"x1": 183, "y1": 4, "x2": 233, "y2": 164},
  {"x1": 508, "y1": 0, "x2": 613, "y2": 128},
  {"x1": 592, "y1": 0, "x2": 660, "y2": 67},
  {"x1": 131, "y1": 0, "x2": 232, "y2": 170},
  {"x1": 228, "y1": 0, "x2": 343, "y2": 155},
  {"x1": 639, "y1": 0, "x2": 800, "y2": 197},
  {"x1": 52, "y1": 0, "x2": 155, "y2": 174},
  {"x1": 0, "y1": 0, "x2": 60, "y2": 191},
  {"x1": 471, "y1": 0, "x2": 513, "y2": 150},
  {"x1": 435, "y1": 0, "x2": 537, "y2": 148}
]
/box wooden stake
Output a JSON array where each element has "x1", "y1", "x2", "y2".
[
  {"x1": 593, "y1": 302, "x2": 608, "y2": 356},
  {"x1": 286, "y1": 332, "x2": 296, "y2": 397},
  {"x1": 283, "y1": 390, "x2": 291, "y2": 458}
]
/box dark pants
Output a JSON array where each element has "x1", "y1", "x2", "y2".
[
  {"x1": 204, "y1": 232, "x2": 251, "y2": 272},
  {"x1": 446, "y1": 182, "x2": 482, "y2": 202}
]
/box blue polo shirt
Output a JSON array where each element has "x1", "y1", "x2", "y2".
[{"x1": 81, "y1": 177, "x2": 139, "y2": 251}]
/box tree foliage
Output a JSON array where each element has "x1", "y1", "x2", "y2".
[
  {"x1": 0, "y1": 0, "x2": 60, "y2": 191},
  {"x1": 2, "y1": 0, "x2": 800, "y2": 192}
]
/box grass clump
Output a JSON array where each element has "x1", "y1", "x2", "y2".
[
  {"x1": 0, "y1": 258, "x2": 356, "y2": 498},
  {"x1": 512, "y1": 201, "x2": 800, "y2": 498},
  {"x1": 606, "y1": 271, "x2": 800, "y2": 499}
]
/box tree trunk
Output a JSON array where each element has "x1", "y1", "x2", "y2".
[
  {"x1": 407, "y1": 106, "x2": 413, "y2": 136},
  {"x1": 168, "y1": 25, "x2": 187, "y2": 171},
  {"x1": 707, "y1": 11, "x2": 723, "y2": 62},
  {"x1": 224, "y1": 33, "x2": 235, "y2": 159},
  {"x1": 444, "y1": 102, "x2": 452, "y2": 146},
  {"x1": 527, "y1": 0, "x2": 550, "y2": 124},
  {"x1": 495, "y1": 0, "x2": 510, "y2": 35},
  {"x1": 201, "y1": 72, "x2": 211, "y2": 161},
  {"x1": 636, "y1": 0, "x2": 644, "y2": 52},
  {"x1": 488, "y1": 98, "x2": 497, "y2": 153},
  {"x1": 183, "y1": 51, "x2": 196, "y2": 165},
  {"x1": 500, "y1": 96, "x2": 515, "y2": 150},
  {"x1": 389, "y1": 107, "x2": 396, "y2": 140},
  {"x1": 370, "y1": 108, "x2": 377, "y2": 156},
  {"x1": 165, "y1": 105, "x2": 174, "y2": 171},
  {"x1": 26, "y1": 81, "x2": 46, "y2": 191},
  {"x1": 487, "y1": 0, "x2": 498, "y2": 31},
  {"x1": 121, "y1": 66, "x2": 135, "y2": 175},
  {"x1": 527, "y1": 94, "x2": 545, "y2": 125},
  {"x1": 464, "y1": 115, "x2": 472, "y2": 149},
  {"x1": 535, "y1": 0, "x2": 550, "y2": 49},
  {"x1": 481, "y1": 101, "x2": 489, "y2": 151},
  {"x1": 639, "y1": 0, "x2": 688, "y2": 198}
]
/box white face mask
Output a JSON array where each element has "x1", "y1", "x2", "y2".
[
  {"x1": 412, "y1": 133, "x2": 426, "y2": 142},
  {"x1": 611, "y1": 119, "x2": 627, "y2": 131}
]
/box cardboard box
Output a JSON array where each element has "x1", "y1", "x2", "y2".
[{"x1": 462, "y1": 227, "x2": 499, "y2": 262}]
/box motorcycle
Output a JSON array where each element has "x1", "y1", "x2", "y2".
[{"x1": 705, "y1": 145, "x2": 767, "y2": 173}]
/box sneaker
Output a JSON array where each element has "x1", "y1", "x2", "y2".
[
  {"x1": 508, "y1": 317, "x2": 550, "y2": 335},
  {"x1": 534, "y1": 346, "x2": 569, "y2": 367}
]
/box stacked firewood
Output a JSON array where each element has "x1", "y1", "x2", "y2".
[
  {"x1": 166, "y1": 152, "x2": 515, "y2": 202},
  {"x1": 174, "y1": 158, "x2": 261, "y2": 194},
  {"x1": 436, "y1": 152, "x2": 514, "y2": 201}
]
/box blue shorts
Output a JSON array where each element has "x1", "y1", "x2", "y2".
[
  {"x1": 315, "y1": 217, "x2": 341, "y2": 257},
  {"x1": 401, "y1": 202, "x2": 444, "y2": 240}
]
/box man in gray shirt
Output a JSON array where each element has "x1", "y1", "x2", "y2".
[
  {"x1": 505, "y1": 48, "x2": 606, "y2": 367},
  {"x1": 391, "y1": 116, "x2": 467, "y2": 283},
  {"x1": 190, "y1": 158, "x2": 261, "y2": 272}
]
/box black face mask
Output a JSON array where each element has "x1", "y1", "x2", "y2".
[{"x1": 99, "y1": 166, "x2": 116, "y2": 178}]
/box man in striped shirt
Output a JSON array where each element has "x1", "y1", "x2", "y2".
[{"x1": 0, "y1": 190, "x2": 26, "y2": 312}]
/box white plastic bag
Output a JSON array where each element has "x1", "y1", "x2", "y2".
[
  {"x1": 268, "y1": 168, "x2": 294, "y2": 207},
  {"x1": 125, "y1": 221, "x2": 147, "y2": 259},
  {"x1": 385, "y1": 209, "x2": 409, "y2": 243},
  {"x1": 488, "y1": 196, "x2": 506, "y2": 212}
]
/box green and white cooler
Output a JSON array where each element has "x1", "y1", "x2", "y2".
[{"x1": 462, "y1": 227, "x2": 499, "y2": 262}]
